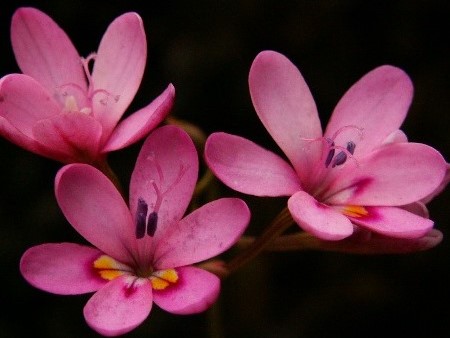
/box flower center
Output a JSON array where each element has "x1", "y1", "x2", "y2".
[
  {"x1": 134, "y1": 152, "x2": 188, "y2": 239},
  {"x1": 324, "y1": 139, "x2": 356, "y2": 168},
  {"x1": 302, "y1": 125, "x2": 363, "y2": 198},
  {"x1": 58, "y1": 53, "x2": 120, "y2": 114},
  {"x1": 93, "y1": 255, "x2": 179, "y2": 291}
]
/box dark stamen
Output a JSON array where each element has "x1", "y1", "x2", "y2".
[
  {"x1": 324, "y1": 140, "x2": 335, "y2": 168},
  {"x1": 332, "y1": 151, "x2": 347, "y2": 167},
  {"x1": 135, "y1": 198, "x2": 148, "y2": 239},
  {"x1": 346, "y1": 141, "x2": 356, "y2": 155},
  {"x1": 147, "y1": 212, "x2": 158, "y2": 237}
]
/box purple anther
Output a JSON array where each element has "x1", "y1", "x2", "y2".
[
  {"x1": 324, "y1": 139, "x2": 335, "y2": 168},
  {"x1": 346, "y1": 141, "x2": 356, "y2": 155},
  {"x1": 332, "y1": 151, "x2": 347, "y2": 167},
  {"x1": 135, "y1": 198, "x2": 148, "y2": 239},
  {"x1": 147, "y1": 211, "x2": 158, "y2": 237}
]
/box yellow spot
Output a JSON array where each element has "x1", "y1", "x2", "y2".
[
  {"x1": 93, "y1": 255, "x2": 131, "y2": 281},
  {"x1": 63, "y1": 95, "x2": 79, "y2": 112},
  {"x1": 98, "y1": 270, "x2": 125, "y2": 280},
  {"x1": 150, "y1": 269, "x2": 178, "y2": 290},
  {"x1": 150, "y1": 277, "x2": 170, "y2": 290},
  {"x1": 341, "y1": 205, "x2": 369, "y2": 218}
]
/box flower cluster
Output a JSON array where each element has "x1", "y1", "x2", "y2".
[{"x1": 1, "y1": 7, "x2": 448, "y2": 337}]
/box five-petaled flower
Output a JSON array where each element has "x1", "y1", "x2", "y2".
[
  {"x1": 20, "y1": 125, "x2": 250, "y2": 336},
  {"x1": 0, "y1": 7, "x2": 174, "y2": 165},
  {"x1": 205, "y1": 50, "x2": 447, "y2": 241}
]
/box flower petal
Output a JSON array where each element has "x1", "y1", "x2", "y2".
[
  {"x1": 32, "y1": 112, "x2": 103, "y2": 163},
  {"x1": 0, "y1": 74, "x2": 60, "y2": 138},
  {"x1": 205, "y1": 132, "x2": 302, "y2": 196},
  {"x1": 348, "y1": 206, "x2": 434, "y2": 239},
  {"x1": 0, "y1": 74, "x2": 72, "y2": 159},
  {"x1": 324, "y1": 65, "x2": 413, "y2": 156},
  {"x1": 130, "y1": 125, "x2": 198, "y2": 240},
  {"x1": 421, "y1": 162, "x2": 450, "y2": 204},
  {"x1": 55, "y1": 164, "x2": 136, "y2": 264},
  {"x1": 102, "y1": 84, "x2": 175, "y2": 152},
  {"x1": 11, "y1": 7, "x2": 87, "y2": 105},
  {"x1": 249, "y1": 51, "x2": 322, "y2": 181},
  {"x1": 288, "y1": 191, "x2": 354, "y2": 240},
  {"x1": 327, "y1": 142, "x2": 447, "y2": 206},
  {"x1": 153, "y1": 198, "x2": 250, "y2": 269},
  {"x1": 402, "y1": 202, "x2": 429, "y2": 218},
  {"x1": 382, "y1": 129, "x2": 408, "y2": 144},
  {"x1": 20, "y1": 243, "x2": 106, "y2": 295},
  {"x1": 92, "y1": 12, "x2": 146, "y2": 138},
  {"x1": 153, "y1": 266, "x2": 220, "y2": 315},
  {"x1": 0, "y1": 117, "x2": 42, "y2": 155},
  {"x1": 84, "y1": 276, "x2": 152, "y2": 336}
]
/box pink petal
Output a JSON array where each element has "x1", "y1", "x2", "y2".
[
  {"x1": 421, "y1": 162, "x2": 450, "y2": 204},
  {"x1": 0, "y1": 74, "x2": 60, "y2": 138},
  {"x1": 92, "y1": 12, "x2": 146, "y2": 139},
  {"x1": 249, "y1": 51, "x2": 322, "y2": 182},
  {"x1": 55, "y1": 164, "x2": 136, "y2": 265},
  {"x1": 382, "y1": 129, "x2": 408, "y2": 144},
  {"x1": 324, "y1": 65, "x2": 413, "y2": 157},
  {"x1": 153, "y1": 266, "x2": 220, "y2": 315},
  {"x1": 0, "y1": 117, "x2": 42, "y2": 155},
  {"x1": 153, "y1": 198, "x2": 250, "y2": 269},
  {"x1": 102, "y1": 84, "x2": 175, "y2": 152},
  {"x1": 205, "y1": 132, "x2": 302, "y2": 196},
  {"x1": 288, "y1": 191, "x2": 354, "y2": 240},
  {"x1": 327, "y1": 142, "x2": 447, "y2": 206},
  {"x1": 402, "y1": 202, "x2": 429, "y2": 218},
  {"x1": 84, "y1": 276, "x2": 152, "y2": 336},
  {"x1": 348, "y1": 206, "x2": 434, "y2": 239},
  {"x1": 130, "y1": 125, "x2": 198, "y2": 249},
  {"x1": 20, "y1": 243, "x2": 106, "y2": 295},
  {"x1": 11, "y1": 7, "x2": 87, "y2": 106},
  {"x1": 32, "y1": 112, "x2": 103, "y2": 163},
  {"x1": 0, "y1": 74, "x2": 71, "y2": 159}
]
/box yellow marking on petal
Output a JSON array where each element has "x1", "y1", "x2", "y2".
[
  {"x1": 94, "y1": 255, "x2": 120, "y2": 270},
  {"x1": 98, "y1": 269, "x2": 125, "y2": 281},
  {"x1": 93, "y1": 255, "x2": 131, "y2": 281},
  {"x1": 341, "y1": 205, "x2": 369, "y2": 218},
  {"x1": 150, "y1": 277, "x2": 170, "y2": 290},
  {"x1": 154, "y1": 269, "x2": 179, "y2": 283},
  {"x1": 150, "y1": 269, "x2": 179, "y2": 290}
]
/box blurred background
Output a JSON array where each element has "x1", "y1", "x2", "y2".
[{"x1": 1, "y1": 0, "x2": 449, "y2": 337}]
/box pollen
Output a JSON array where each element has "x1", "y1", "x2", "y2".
[
  {"x1": 341, "y1": 205, "x2": 369, "y2": 218},
  {"x1": 150, "y1": 269, "x2": 179, "y2": 290},
  {"x1": 62, "y1": 95, "x2": 92, "y2": 115},
  {"x1": 63, "y1": 95, "x2": 79, "y2": 112}
]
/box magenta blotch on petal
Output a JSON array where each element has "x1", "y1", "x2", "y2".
[{"x1": 153, "y1": 266, "x2": 220, "y2": 315}]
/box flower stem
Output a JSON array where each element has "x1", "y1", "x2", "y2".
[
  {"x1": 223, "y1": 207, "x2": 294, "y2": 277},
  {"x1": 93, "y1": 157, "x2": 124, "y2": 197}
]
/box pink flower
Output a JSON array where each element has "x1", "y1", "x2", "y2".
[
  {"x1": 20, "y1": 125, "x2": 250, "y2": 336},
  {"x1": 205, "y1": 50, "x2": 447, "y2": 241},
  {"x1": 0, "y1": 7, "x2": 174, "y2": 164}
]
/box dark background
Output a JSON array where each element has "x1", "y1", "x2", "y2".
[{"x1": 1, "y1": 1, "x2": 449, "y2": 337}]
